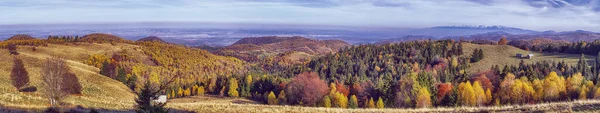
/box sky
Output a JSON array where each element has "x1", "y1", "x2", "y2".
[{"x1": 0, "y1": 0, "x2": 599, "y2": 32}]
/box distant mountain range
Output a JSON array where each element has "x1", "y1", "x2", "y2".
[
  {"x1": 378, "y1": 26, "x2": 600, "y2": 44},
  {"x1": 2, "y1": 23, "x2": 600, "y2": 46}
]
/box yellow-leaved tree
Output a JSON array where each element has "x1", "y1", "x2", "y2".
[
  {"x1": 543, "y1": 71, "x2": 566, "y2": 101},
  {"x1": 376, "y1": 97, "x2": 385, "y2": 108},
  {"x1": 473, "y1": 81, "x2": 486, "y2": 106},
  {"x1": 228, "y1": 78, "x2": 239, "y2": 97},
  {"x1": 416, "y1": 86, "x2": 431, "y2": 108},
  {"x1": 458, "y1": 81, "x2": 476, "y2": 106},
  {"x1": 267, "y1": 91, "x2": 278, "y2": 105}
]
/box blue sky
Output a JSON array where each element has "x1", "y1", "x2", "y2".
[{"x1": 1, "y1": 0, "x2": 599, "y2": 31}]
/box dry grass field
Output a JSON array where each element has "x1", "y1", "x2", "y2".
[
  {"x1": 462, "y1": 43, "x2": 595, "y2": 74},
  {"x1": 0, "y1": 43, "x2": 137, "y2": 112},
  {"x1": 167, "y1": 95, "x2": 600, "y2": 113}
]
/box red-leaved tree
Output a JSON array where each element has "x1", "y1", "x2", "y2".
[{"x1": 285, "y1": 72, "x2": 328, "y2": 106}]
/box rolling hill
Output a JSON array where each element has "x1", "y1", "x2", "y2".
[
  {"x1": 215, "y1": 36, "x2": 349, "y2": 66},
  {"x1": 0, "y1": 43, "x2": 137, "y2": 111},
  {"x1": 0, "y1": 34, "x2": 247, "y2": 111},
  {"x1": 5, "y1": 34, "x2": 37, "y2": 41},
  {"x1": 136, "y1": 36, "x2": 167, "y2": 43}
]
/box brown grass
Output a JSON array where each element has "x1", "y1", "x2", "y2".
[{"x1": 167, "y1": 95, "x2": 600, "y2": 113}]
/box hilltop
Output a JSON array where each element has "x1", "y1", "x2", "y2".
[
  {"x1": 80, "y1": 33, "x2": 127, "y2": 43},
  {"x1": 216, "y1": 36, "x2": 349, "y2": 67},
  {"x1": 5, "y1": 34, "x2": 36, "y2": 41},
  {"x1": 0, "y1": 43, "x2": 137, "y2": 111},
  {"x1": 0, "y1": 34, "x2": 246, "y2": 111},
  {"x1": 136, "y1": 36, "x2": 166, "y2": 43}
]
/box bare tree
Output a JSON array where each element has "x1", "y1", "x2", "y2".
[{"x1": 42, "y1": 57, "x2": 69, "y2": 106}]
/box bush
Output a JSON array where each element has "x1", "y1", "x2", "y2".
[
  {"x1": 286, "y1": 72, "x2": 328, "y2": 106},
  {"x1": 8, "y1": 44, "x2": 18, "y2": 55},
  {"x1": 11, "y1": 57, "x2": 29, "y2": 90},
  {"x1": 228, "y1": 78, "x2": 239, "y2": 97},
  {"x1": 267, "y1": 91, "x2": 278, "y2": 105}
]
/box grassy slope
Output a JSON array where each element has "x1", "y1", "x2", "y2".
[
  {"x1": 462, "y1": 43, "x2": 595, "y2": 74},
  {"x1": 0, "y1": 43, "x2": 136, "y2": 111}
]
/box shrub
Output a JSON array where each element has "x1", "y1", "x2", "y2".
[
  {"x1": 8, "y1": 44, "x2": 18, "y2": 55},
  {"x1": 267, "y1": 91, "x2": 278, "y2": 105},
  {"x1": 228, "y1": 78, "x2": 239, "y2": 97},
  {"x1": 61, "y1": 72, "x2": 82, "y2": 94},
  {"x1": 286, "y1": 72, "x2": 328, "y2": 106},
  {"x1": 376, "y1": 97, "x2": 384, "y2": 108},
  {"x1": 416, "y1": 87, "x2": 431, "y2": 108},
  {"x1": 42, "y1": 57, "x2": 69, "y2": 106},
  {"x1": 349, "y1": 95, "x2": 358, "y2": 109},
  {"x1": 11, "y1": 57, "x2": 29, "y2": 90}
]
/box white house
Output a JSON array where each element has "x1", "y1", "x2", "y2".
[{"x1": 153, "y1": 95, "x2": 167, "y2": 103}]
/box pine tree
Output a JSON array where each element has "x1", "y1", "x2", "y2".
[
  {"x1": 116, "y1": 67, "x2": 127, "y2": 83},
  {"x1": 135, "y1": 81, "x2": 169, "y2": 113}
]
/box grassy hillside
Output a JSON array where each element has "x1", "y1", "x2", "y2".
[
  {"x1": 0, "y1": 43, "x2": 137, "y2": 111},
  {"x1": 461, "y1": 43, "x2": 594, "y2": 73}
]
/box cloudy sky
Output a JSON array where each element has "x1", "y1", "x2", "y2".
[{"x1": 1, "y1": 0, "x2": 599, "y2": 31}]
